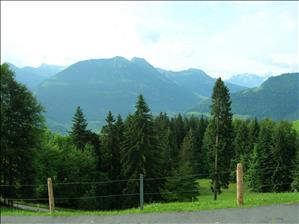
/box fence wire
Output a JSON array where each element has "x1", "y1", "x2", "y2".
[{"x1": 1, "y1": 165, "x2": 297, "y2": 203}]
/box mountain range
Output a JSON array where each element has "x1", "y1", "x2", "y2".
[
  {"x1": 6, "y1": 57, "x2": 298, "y2": 133},
  {"x1": 226, "y1": 73, "x2": 270, "y2": 88},
  {"x1": 190, "y1": 73, "x2": 299, "y2": 121},
  {"x1": 158, "y1": 68, "x2": 246, "y2": 98},
  {"x1": 7, "y1": 63, "x2": 64, "y2": 89}
]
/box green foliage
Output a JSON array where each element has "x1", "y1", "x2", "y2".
[
  {"x1": 292, "y1": 120, "x2": 299, "y2": 133},
  {"x1": 247, "y1": 119, "x2": 298, "y2": 192},
  {"x1": 100, "y1": 111, "x2": 123, "y2": 209},
  {"x1": 0, "y1": 63, "x2": 44, "y2": 205},
  {"x1": 1, "y1": 64, "x2": 298, "y2": 211},
  {"x1": 291, "y1": 150, "x2": 299, "y2": 191},
  {"x1": 163, "y1": 129, "x2": 199, "y2": 202},
  {"x1": 271, "y1": 121, "x2": 297, "y2": 191},
  {"x1": 121, "y1": 95, "x2": 163, "y2": 207},
  {"x1": 34, "y1": 132, "x2": 102, "y2": 210},
  {"x1": 153, "y1": 113, "x2": 173, "y2": 177},
  {"x1": 203, "y1": 78, "x2": 233, "y2": 198},
  {"x1": 247, "y1": 119, "x2": 275, "y2": 192},
  {"x1": 162, "y1": 163, "x2": 198, "y2": 202},
  {"x1": 230, "y1": 119, "x2": 251, "y2": 181},
  {"x1": 69, "y1": 106, "x2": 89, "y2": 150}
]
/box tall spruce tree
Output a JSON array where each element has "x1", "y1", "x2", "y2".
[
  {"x1": 154, "y1": 113, "x2": 172, "y2": 176},
  {"x1": 203, "y1": 78, "x2": 233, "y2": 200},
  {"x1": 69, "y1": 106, "x2": 88, "y2": 151},
  {"x1": 101, "y1": 111, "x2": 121, "y2": 179},
  {"x1": 100, "y1": 111, "x2": 122, "y2": 208},
  {"x1": 121, "y1": 95, "x2": 162, "y2": 207}
]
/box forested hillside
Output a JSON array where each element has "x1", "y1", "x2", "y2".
[
  {"x1": 158, "y1": 68, "x2": 246, "y2": 97},
  {"x1": 190, "y1": 73, "x2": 299, "y2": 121},
  {"x1": 34, "y1": 57, "x2": 201, "y2": 132},
  {"x1": 8, "y1": 57, "x2": 246, "y2": 133}
]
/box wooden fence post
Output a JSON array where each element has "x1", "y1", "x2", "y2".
[
  {"x1": 236, "y1": 163, "x2": 244, "y2": 205},
  {"x1": 47, "y1": 177, "x2": 55, "y2": 213}
]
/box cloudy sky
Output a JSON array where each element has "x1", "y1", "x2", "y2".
[{"x1": 1, "y1": 1, "x2": 298, "y2": 78}]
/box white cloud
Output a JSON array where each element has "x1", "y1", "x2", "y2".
[{"x1": 1, "y1": 1, "x2": 298, "y2": 78}]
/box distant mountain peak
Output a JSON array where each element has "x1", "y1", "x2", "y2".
[
  {"x1": 186, "y1": 68, "x2": 205, "y2": 72},
  {"x1": 131, "y1": 57, "x2": 156, "y2": 71},
  {"x1": 131, "y1": 57, "x2": 146, "y2": 62},
  {"x1": 112, "y1": 56, "x2": 129, "y2": 62},
  {"x1": 131, "y1": 57, "x2": 152, "y2": 66},
  {"x1": 226, "y1": 73, "x2": 270, "y2": 88}
]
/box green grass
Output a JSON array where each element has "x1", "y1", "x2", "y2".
[{"x1": 1, "y1": 179, "x2": 298, "y2": 216}]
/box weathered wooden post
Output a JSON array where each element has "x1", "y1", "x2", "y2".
[
  {"x1": 236, "y1": 163, "x2": 244, "y2": 205},
  {"x1": 140, "y1": 174, "x2": 144, "y2": 210},
  {"x1": 47, "y1": 177, "x2": 55, "y2": 213}
]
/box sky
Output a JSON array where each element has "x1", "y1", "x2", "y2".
[{"x1": 1, "y1": 1, "x2": 298, "y2": 78}]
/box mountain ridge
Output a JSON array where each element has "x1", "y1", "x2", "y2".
[
  {"x1": 190, "y1": 72, "x2": 299, "y2": 121},
  {"x1": 6, "y1": 56, "x2": 296, "y2": 133}
]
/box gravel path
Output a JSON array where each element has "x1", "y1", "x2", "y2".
[{"x1": 1, "y1": 203, "x2": 299, "y2": 224}]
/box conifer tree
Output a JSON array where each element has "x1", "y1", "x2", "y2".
[
  {"x1": 248, "y1": 118, "x2": 260, "y2": 152},
  {"x1": 203, "y1": 78, "x2": 233, "y2": 200},
  {"x1": 180, "y1": 129, "x2": 197, "y2": 168},
  {"x1": 162, "y1": 129, "x2": 199, "y2": 202},
  {"x1": 291, "y1": 149, "x2": 299, "y2": 191},
  {"x1": 101, "y1": 111, "x2": 121, "y2": 179},
  {"x1": 115, "y1": 115, "x2": 125, "y2": 173},
  {"x1": 231, "y1": 119, "x2": 250, "y2": 181},
  {"x1": 101, "y1": 111, "x2": 122, "y2": 208},
  {"x1": 174, "y1": 114, "x2": 186, "y2": 150},
  {"x1": 85, "y1": 130, "x2": 101, "y2": 170},
  {"x1": 194, "y1": 116, "x2": 209, "y2": 176},
  {"x1": 271, "y1": 121, "x2": 297, "y2": 191},
  {"x1": 115, "y1": 114, "x2": 124, "y2": 146},
  {"x1": 121, "y1": 95, "x2": 163, "y2": 207},
  {"x1": 69, "y1": 106, "x2": 88, "y2": 151},
  {"x1": 154, "y1": 113, "x2": 172, "y2": 176},
  {"x1": 247, "y1": 119, "x2": 275, "y2": 192}
]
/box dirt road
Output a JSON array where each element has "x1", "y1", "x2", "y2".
[{"x1": 1, "y1": 203, "x2": 298, "y2": 224}]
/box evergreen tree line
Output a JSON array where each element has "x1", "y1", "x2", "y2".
[{"x1": 1, "y1": 63, "x2": 298, "y2": 211}]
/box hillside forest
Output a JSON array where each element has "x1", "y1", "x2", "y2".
[{"x1": 1, "y1": 63, "x2": 298, "y2": 210}]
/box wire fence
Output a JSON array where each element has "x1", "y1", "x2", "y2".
[{"x1": 1, "y1": 164, "x2": 297, "y2": 204}]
